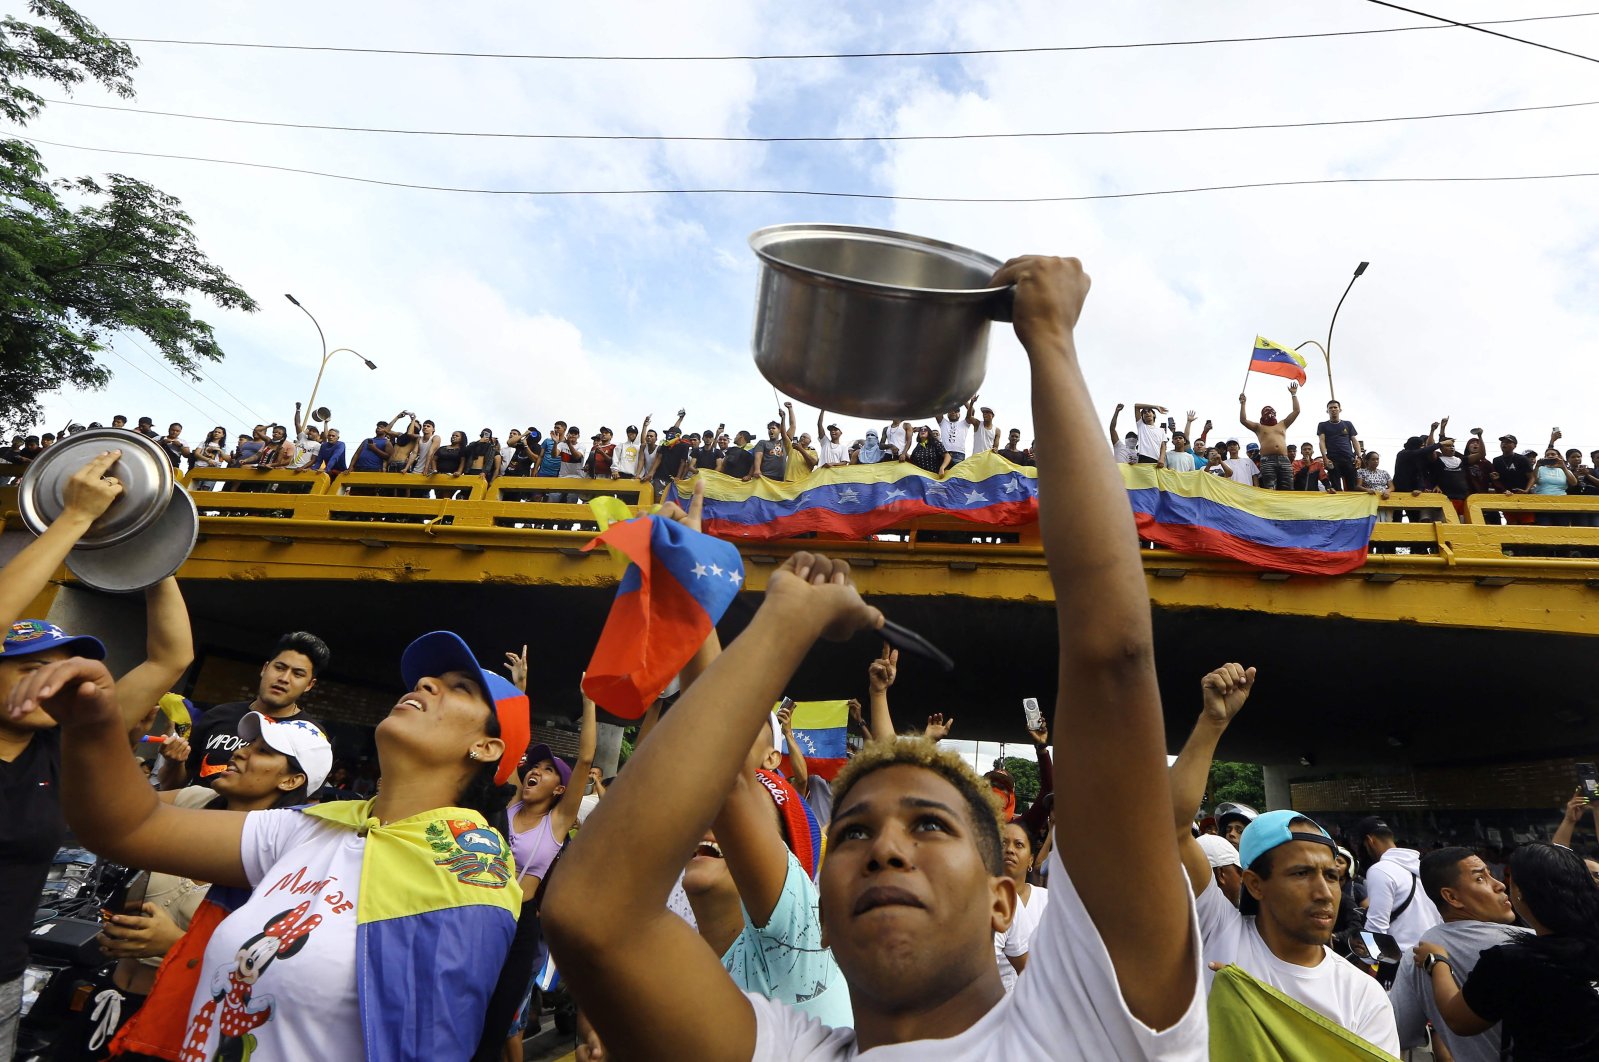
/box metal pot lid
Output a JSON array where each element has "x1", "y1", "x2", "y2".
[
  {"x1": 65, "y1": 485, "x2": 197, "y2": 593},
  {"x1": 16, "y1": 428, "x2": 174, "y2": 549},
  {"x1": 749, "y1": 224, "x2": 1007, "y2": 300}
]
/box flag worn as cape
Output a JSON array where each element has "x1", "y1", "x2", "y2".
[
  {"x1": 1249, "y1": 335, "x2": 1309, "y2": 385},
  {"x1": 1209, "y1": 964, "x2": 1399, "y2": 1060},
  {"x1": 667, "y1": 450, "x2": 1038, "y2": 541},
  {"x1": 1125, "y1": 464, "x2": 1377, "y2": 575},
  {"x1": 783, "y1": 699, "x2": 851, "y2": 781},
  {"x1": 581, "y1": 514, "x2": 745, "y2": 718}
]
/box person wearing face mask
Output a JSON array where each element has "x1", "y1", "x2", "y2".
[
  {"x1": 15, "y1": 631, "x2": 528, "y2": 1062},
  {"x1": 852, "y1": 430, "x2": 887, "y2": 465},
  {"x1": 1238, "y1": 384, "x2": 1299, "y2": 490},
  {"x1": 1388, "y1": 848, "x2": 1530, "y2": 1062}
]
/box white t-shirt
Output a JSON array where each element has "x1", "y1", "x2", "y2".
[
  {"x1": 972, "y1": 424, "x2": 998, "y2": 455},
  {"x1": 1194, "y1": 881, "x2": 1399, "y2": 1054},
  {"x1": 613, "y1": 439, "x2": 641, "y2": 477},
  {"x1": 817, "y1": 439, "x2": 851, "y2": 467},
  {"x1": 1223, "y1": 458, "x2": 1258, "y2": 483},
  {"x1": 1135, "y1": 420, "x2": 1168, "y2": 462},
  {"x1": 747, "y1": 848, "x2": 1207, "y2": 1059},
  {"x1": 290, "y1": 432, "x2": 318, "y2": 469},
  {"x1": 1164, "y1": 450, "x2": 1198, "y2": 473},
  {"x1": 883, "y1": 425, "x2": 907, "y2": 457},
  {"x1": 1114, "y1": 439, "x2": 1139, "y2": 464},
  {"x1": 558, "y1": 441, "x2": 586, "y2": 478},
  {"x1": 994, "y1": 884, "x2": 1050, "y2": 992},
  {"x1": 940, "y1": 415, "x2": 970, "y2": 455},
  {"x1": 183, "y1": 810, "x2": 363, "y2": 1062}
]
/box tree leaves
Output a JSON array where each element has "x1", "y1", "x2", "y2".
[{"x1": 0, "y1": 1, "x2": 253, "y2": 430}]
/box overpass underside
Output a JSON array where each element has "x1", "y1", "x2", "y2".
[{"x1": 7, "y1": 468, "x2": 1597, "y2": 774}]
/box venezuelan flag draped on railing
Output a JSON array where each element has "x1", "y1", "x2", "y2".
[
  {"x1": 666, "y1": 452, "x2": 1376, "y2": 575},
  {"x1": 1125, "y1": 464, "x2": 1377, "y2": 575},
  {"x1": 668, "y1": 451, "x2": 1039, "y2": 541}
]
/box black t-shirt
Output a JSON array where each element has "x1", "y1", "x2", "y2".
[
  {"x1": 0, "y1": 729, "x2": 65, "y2": 980},
  {"x1": 720, "y1": 446, "x2": 754, "y2": 478},
  {"x1": 997, "y1": 447, "x2": 1035, "y2": 466},
  {"x1": 1392, "y1": 446, "x2": 1426, "y2": 492},
  {"x1": 656, "y1": 441, "x2": 692, "y2": 481},
  {"x1": 1317, "y1": 420, "x2": 1359, "y2": 459},
  {"x1": 1462, "y1": 934, "x2": 1599, "y2": 1061},
  {"x1": 691, "y1": 446, "x2": 723, "y2": 471},
  {"x1": 186, "y1": 701, "x2": 322, "y2": 788},
  {"x1": 1493, "y1": 452, "x2": 1533, "y2": 491}
]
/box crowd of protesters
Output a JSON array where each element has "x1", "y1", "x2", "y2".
[
  {"x1": 3, "y1": 259, "x2": 1598, "y2": 1061},
  {"x1": 10, "y1": 383, "x2": 1599, "y2": 531}
]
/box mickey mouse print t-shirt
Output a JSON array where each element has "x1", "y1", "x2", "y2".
[{"x1": 182, "y1": 811, "x2": 364, "y2": 1062}]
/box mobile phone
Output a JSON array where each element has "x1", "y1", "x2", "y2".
[
  {"x1": 1578, "y1": 762, "x2": 1598, "y2": 802},
  {"x1": 1022, "y1": 697, "x2": 1044, "y2": 731},
  {"x1": 106, "y1": 868, "x2": 150, "y2": 915},
  {"x1": 778, "y1": 696, "x2": 796, "y2": 719}
]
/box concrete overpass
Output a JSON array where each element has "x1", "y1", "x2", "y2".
[{"x1": 6, "y1": 466, "x2": 1597, "y2": 806}]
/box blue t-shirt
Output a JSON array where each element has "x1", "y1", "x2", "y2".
[
  {"x1": 1532, "y1": 465, "x2": 1569, "y2": 495},
  {"x1": 1317, "y1": 420, "x2": 1359, "y2": 459},
  {"x1": 352, "y1": 435, "x2": 390, "y2": 471},
  {"x1": 722, "y1": 850, "x2": 852, "y2": 1029},
  {"x1": 536, "y1": 438, "x2": 562, "y2": 477}
]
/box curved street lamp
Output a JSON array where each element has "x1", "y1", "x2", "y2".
[
  {"x1": 1296, "y1": 261, "x2": 1368, "y2": 403},
  {"x1": 285, "y1": 293, "x2": 376, "y2": 420}
]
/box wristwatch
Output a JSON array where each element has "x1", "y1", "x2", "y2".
[{"x1": 1424, "y1": 954, "x2": 1450, "y2": 974}]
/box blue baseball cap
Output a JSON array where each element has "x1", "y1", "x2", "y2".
[
  {"x1": 401, "y1": 631, "x2": 530, "y2": 786},
  {"x1": 1239, "y1": 809, "x2": 1334, "y2": 873},
  {"x1": 1237, "y1": 810, "x2": 1336, "y2": 916},
  {"x1": 2, "y1": 620, "x2": 106, "y2": 661}
]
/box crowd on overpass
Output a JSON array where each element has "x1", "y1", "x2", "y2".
[
  {"x1": 12, "y1": 387, "x2": 1599, "y2": 525},
  {"x1": 3, "y1": 259, "x2": 1598, "y2": 1061}
]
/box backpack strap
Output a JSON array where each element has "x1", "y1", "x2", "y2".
[{"x1": 1391, "y1": 872, "x2": 1420, "y2": 921}]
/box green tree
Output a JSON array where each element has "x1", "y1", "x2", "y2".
[
  {"x1": 0, "y1": 1, "x2": 255, "y2": 430},
  {"x1": 1209, "y1": 760, "x2": 1266, "y2": 810},
  {"x1": 995, "y1": 755, "x2": 1041, "y2": 807}
]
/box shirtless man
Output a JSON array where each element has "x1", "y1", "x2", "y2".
[{"x1": 1239, "y1": 383, "x2": 1300, "y2": 490}]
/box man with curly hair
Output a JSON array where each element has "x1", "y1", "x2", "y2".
[{"x1": 545, "y1": 256, "x2": 1204, "y2": 1059}]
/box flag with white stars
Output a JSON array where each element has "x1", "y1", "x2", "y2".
[{"x1": 580, "y1": 514, "x2": 745, "y2": 718}]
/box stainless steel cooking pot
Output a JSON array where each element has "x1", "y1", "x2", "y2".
[
  {"x1": 15, "y1": 428, "x2": 199, "y2": 592},
  {"x1": 749, "y1": 224, "x2": 1013, "y2": 420}
]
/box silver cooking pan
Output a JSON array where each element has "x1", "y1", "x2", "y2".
[
  {"x1": 749, "y1": 224, "x2": 1013, "y2": 420},
  {"x1": 15, "y1": 428, "x2": 199, "y2": 593}
]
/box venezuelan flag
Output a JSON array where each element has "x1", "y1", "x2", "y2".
[
  {"x1": 581, "y1": 514, "x2": 745, "y2": 718},
  {"x1": 1249, "y1": 336, "x2": 1309, "y2": 385},
  {"x1": 1124, "y1": 464, "x2": 1376, "y2": 575},
  {"x1": 668, "y1": 451, "x2": 1039, "y2": 541},
  {"x1": 1210, "y1": 965, "x2": 1397, "y2": 1059},
  {"x1": 784, "y1": 699, "x2": 850, "y2": 781}
]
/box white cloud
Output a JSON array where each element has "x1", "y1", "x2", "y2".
[{"x1": 23, "y1": 0, "x2": 1599, "y2": 466}]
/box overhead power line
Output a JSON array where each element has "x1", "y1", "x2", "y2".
[
  {"x1": 102, "y1": 343, "x2": 236, "y2": 427},
  {"x1": 42, "y1": 94, "x2": 1599, "y2": 144},
  {"x1": 117, "y1": 329, "x2": 266, "y2": 425},
  {"x1": 107, "y1": 10, "x2": 1599, "y2": 62},
  {"x1": 1363, "y1": 0, "x2": 1599, "y2": 65},
  {"x1": 14, "y1": 131, "x2": 1599, "y2": 204}
]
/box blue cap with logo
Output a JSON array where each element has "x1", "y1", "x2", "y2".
[{"x1": 2, "y1": 619, "x2": 106, "y2": 661}]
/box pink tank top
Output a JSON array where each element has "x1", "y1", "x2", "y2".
[{"x1": 508, "y1": 804, "x2": 563, "y2": 882}]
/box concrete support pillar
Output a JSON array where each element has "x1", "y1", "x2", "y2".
[
  {"x1": 595, "y1": 721, "x2": 624, "y2": 778},
  {"x1": 1263, "y1": 764, "x2": 1293, "y2": 811}
]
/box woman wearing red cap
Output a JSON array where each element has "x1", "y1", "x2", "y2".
[{"x1": 6, "y1": 630, "x2": 529, "y2": 1062}]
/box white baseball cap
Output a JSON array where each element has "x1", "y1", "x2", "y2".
[
  {"x1": 1197, "y1": 833, "x2": 1242, "y2": 870},
  {"x1": 238, "y1": 711, "x2": 333, "y2": 793}
]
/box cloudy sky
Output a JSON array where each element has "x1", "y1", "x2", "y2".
[{"x1": 21, "y1": 1, "x2": 1599, "y2": 463}]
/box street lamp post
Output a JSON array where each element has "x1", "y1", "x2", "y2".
[
  {"x1": 1295, "y1": 261, "x2": 1368, "y2": 403},
  {"x1": 285, "y1": 293, "x2": 376, "y2": 420}
]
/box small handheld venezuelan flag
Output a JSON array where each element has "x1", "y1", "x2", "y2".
[
  {"x1": 1248, "y1": 336, "x2": 1308, "y2": 386},
  {"x1": 580, "y1": 515, "x2": 745, "y2": 718}
]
